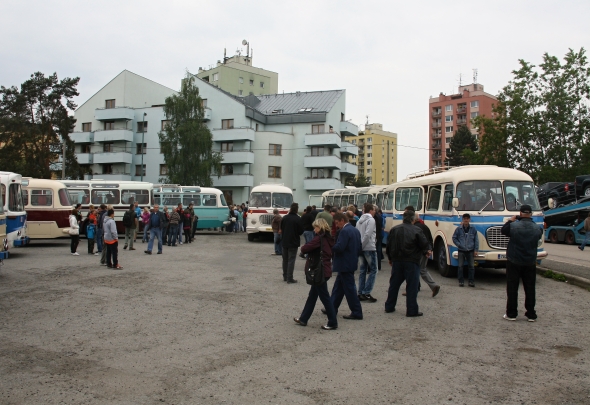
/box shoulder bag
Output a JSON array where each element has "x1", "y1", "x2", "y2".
[{"x1": 305, "y1": 234, "x2": 325, "y2": 286}]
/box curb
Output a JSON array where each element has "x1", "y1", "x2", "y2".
[{"x1": 537, "y1": 265, "x2": 590, "y2": 290}]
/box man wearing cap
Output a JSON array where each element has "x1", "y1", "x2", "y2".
[
  {"x1": 452, "y1": 213, "x2": 479, "y2": 287},
  {"x1": 501, "y1": 204, "x2": 542, "y2": 322}
]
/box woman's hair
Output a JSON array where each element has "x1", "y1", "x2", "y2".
[
  {"x1": 89, "y1": 204, "x2": 95, "y2": 210},
  {"x1": 107, "y1": 204, "x2": 113, "y2": 210},
  {"x1": 305, "y1": 205, "x2": 312, "y2": 213},
  {"x1": 312, "y1": 218, "x2": 330, "y2": 234},
  {"x1": 71, "y1": 208, "x2": 78, "y2": 215},
  {"x1": 347, "y1": 204, "x2": 356, "y2": 213}
]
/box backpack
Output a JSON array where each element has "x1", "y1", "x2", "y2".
[{"x1": 122, "y1": 210, "x2": 133, "y2": 227}]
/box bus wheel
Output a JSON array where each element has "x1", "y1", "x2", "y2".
[
  {"x1": 247, "y1": 233, "x2": 255, "y2": 242},
  {"x1": 565, "y1": 231, "x2": 575, "y2": 245},
  {"x1": 548, "y1": 229, "x2": 558, "y2": 243},
  {"x1": 436, "y1": 241, "x2": 455, "y2": 278}
]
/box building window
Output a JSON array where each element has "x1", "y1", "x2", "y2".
[
  {"x1": 311, "y1": 146, "x2": 329, "y2": 156},
  {"x1": 238, "y1": 90, "x2": 243, "y2": 96},
  {"x1": 367, "y1": 145, "x2": 372, "y2": 150},
  {"x1": 161, "y1": 120, "x2": 171, "y2": 130},
  {"x1": 103, "y1": 143, "x2": 114, "y2": 152},
  {"x1": 104, "y1": 121, "x2": 114, "y2": 130},
  {"x1": 471, "y1": 112, "x2": 479, "y2": 119},
  {"x1": 221, "y1": 164, "x2": 233, "y2": 175},
  {"x1": 160, "y1": 142, "x2": 168, "y2": 154},
  {"x1": 159, "y1": 164, "x2": 168, "y2": 176},
  {"x1": 201, "y1": 99, "x2": 207, "y2": 108},
  {"x1": 351, "y1": 140, "x2": 356, "y2": 144},
  {"x1": 239, "y1": 77, "x2": 244, "y2": 84},
  {"x1": 103, "y1": 164, "x2": 113, "y2": 174},
  {"x1": 81, "y1": 144, "x2": 91, "y2": 153},
  {"x1": 268, "y1": 166, "x2": 281, "y2": 178},
  {"x1": 260, "y1": 82, "x2": 265, "y2": 88},
  {"x1": 311, "y1": 168, "x2": 331, "y2": 178},
  {"x1": 269, "y1": 144, "x2": 282, "y2": 156},
  {"x1": 105, "y1": 99, "x2": 115, "y2": 109},
  {"x1": 446, "y1": 126, "x2": 454, "y2": 133},
  {"x1": 445, "y1": 115, "x2": 453, "y2": 122},
  {"x1": 255, "y1": 123, "x2": 259, "y2": 131},
  {"x1": 136, "y1": 143, "x2": 146, "y2": 154},
  {"x1": 222, "y1": 190, "x2": 233, "y2": 206},
  {"x1": 221, "y1": 142, "x2": 233, "y2": 152},
  {"x1": 367, "y1": 161, "x2": 372, "y2": 166},
  {"x1": 212, "y1": 73, "x2": 219, "y2": 81},
  {"x1": 221, "y1": 119, "x2": 234, "y2": 129},
  {"x1": 135, "y1": 165, "x2": 146, "y2": 177},
  {"x1": 367, "y1": 153, "x2": 372, "y2": 158},
  {"x1": 311, "y1": 124, "x2": 325, "y2": 134},
  {"x1": 445, "y1": 105, "x2": 453, "y2": 112},
  {"x1": 367, "y1": 137, "x2": 372, "y2": 143},
  {"x1": 82, "y1": 122, "x2": 92, "y2": 132},
  {"x1": 138, "y1": 121, "x2": 148, "y2": 132},
  {"x1": 249, "y1": 79, "x2": 254, "y2": 86},
  {"x1": 367, "y1": 169, "x2": 372, "y2": 174},
  {"x1": 445, "y1": 137, "x2": 451, "y2": 144},
  {"x1": 471, "y1": 100, "x2": 479, "y2": 108}
]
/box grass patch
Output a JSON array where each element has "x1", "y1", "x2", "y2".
[{"x1": 542, "y1": 270, "x2": 567, "y2": 282}]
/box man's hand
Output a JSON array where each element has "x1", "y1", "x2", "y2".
[
  {"x1": 510, "y1": 215, "x2": 518, "y2": 222},
  {"x1": 426, "y1": 250, "x2": 432, "y2": 257},
  {"x1": 475, "y1": 250, "x2": 479, "y2": 256}
]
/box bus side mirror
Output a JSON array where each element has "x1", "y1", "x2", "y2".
[{"x1": 452, "y1": 197, "x2": 459, "y2": 208}]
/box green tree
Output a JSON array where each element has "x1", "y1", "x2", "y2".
[
  {"x1": 345, "y1": 173, "x2": 371, "y2": 187},
  {"x1": 158, "y1": 72, "x2": 222, "y2": 185},
  {"x1": 0, "y1": 72, "x2": 84, "y2": 179},
  {"x1": 445, "y1": 125, "x2": 478, "y2": 166},
  {"x1": 466, "y1": 102, "x2": 511, "y2": 167}
]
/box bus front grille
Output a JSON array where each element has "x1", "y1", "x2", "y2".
[
  {"x1": 259, "y1": 214, "x2": 274, "y2": 226},
  {"x1": 486, "y1": 226, "x2": 510, "y2": 249}
]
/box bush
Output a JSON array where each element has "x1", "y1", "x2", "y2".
[{"x1": 542, "y1": 270, "x2": 567, "y2": 282}]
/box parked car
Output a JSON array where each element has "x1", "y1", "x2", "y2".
[
  {"x1": 575, "y1": 174, "x2": 590, "y2": 198},
  {"x1": 536, "y1": 182, "x2": 575, "y2": 210}
]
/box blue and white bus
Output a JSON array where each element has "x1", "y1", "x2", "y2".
[
  {"x1": 0, "y1": 171, "x2": 30, "y2": 248},
  {"x1": 153, "y1": 185, "x2": 230, "y2": 230},
  {"x1": 382, "y1": 165, "x2": 547, "y2": 277},
  {"x1": 0, "y1": 186, "x2": 8, "y2": 260}
]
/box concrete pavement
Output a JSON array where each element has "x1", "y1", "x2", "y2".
[{"x1": 541, "y1": 243, "x2": 590, "y2": 284}]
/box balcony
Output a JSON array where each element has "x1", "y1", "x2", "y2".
[
  {"x1": 77, "y1": 153, "x2": 93, "y2": 164},
  {"x1": 432, "y1": 153, "x2": 442, "y2": 159},
  {"x1": 221, "y1": 150, "x2": 254, "y2": 164},
  {"x1": 457, "y1": 106, "x2": 467, "y2": 114},
  {"x1": 304, "y1": 155, "x2": 342, "y2": 169},
  {"x1": 304, "y1": 178, "x2": 342, "y2": 190},
  {"x1": 304, "y1": 132, "x2": 341, "y2": 148},
  {"x1": 432, "y1": 133, "x2": 442, "y2": 139},
  {"x1": 211, "y1": 127, "x2": 255, "y2": 142},
  {"x1": 340, "y1": 121, "x2": 359, "y2": 137},
  {"x1": 432, "y1": 144, "x2": 442, "y2": 150},
  {"x1": 70, "y1": 132, "x2": 94, "y2": 143},
  {"x1": 432, "y1": 110, "x2": 442, "y2": 117},
  {"x1": 340, "y1": 162, "x2": 358, "y2": 175},
  {"x1": 213, "y1": 174, "x2": 254, "y2": 187},
  {"x1": 340, "y1": 141, "x2": 358, "y2": 156},
  {"x1": 432, "y1": 122, "x2": 442, "y2": 128},
  {"x1": 95, "y1": 107, "x2": 135, "y2": 121},
  {"x1": 457, "y1": 118, "x2": 467, "y2": 125},
  {"x1": 203, "y1": 107, "x2": 212, "y2": 121},
  {"x1": 94, "y1": 129, "x2": 134, "y2": 143},
  {"x1": 93, "y1": 152, "x2": 133, "y2": 164}
]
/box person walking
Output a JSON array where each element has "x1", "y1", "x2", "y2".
[
  {"x1": 280, "y1": 203, "x2": 304, "y2": 283},
  {"x1": 141, "y1": 207, "x2": 150, "y2": 243},
  {"x1": 68, "y1": 208, "x2": 80, "y2": 256},
  {"x1": 271, "y1": 209, "x2": 282, "y2": 256},
  {"x1": 86, "y1": 205, "x2": 97, "y2": 255},
  {"x1": 122, "y1": 203, "x2": 137, "y2": 251},
  {"x1": 237, "y1": 208, "x2": 244, "y2": 233},
  {"x1": 168, "y1": 207, "x2": 180, "y2": 246},
  {"x1": 452, "y1": 213, "x2": 479, "y2": 287},
  {"x1": 99, "y1": 206, "x2": 109, "y2": 266},
  {"x1": 326, "y1": 212, "x2": 363, "y2": 320},
  {"x1": 103, "y1": 209, "x2": 122, "y2": 269},
  {"x1": 357, "y1": 202, "x2": 379, "y2": 303},
  {"x1": 186, "y1": 203, "x2": 195, "y2": 242},
  {"x1": 145, "y1": 204, "x2": 166, "y2": 254},
  {"x1": 300, "y1": 205, "x2": 315, "y2": 258},
  {"x1": 374, "y1": 207, "x2": 384, "y2": 270},
  {"x1": 162, "y1": 206, "x2": 170, "y2": 244},
  {"x1": 384, "y1": 209, "x2": 430, "y2": 317},
  {"x1": 501, "y1": 204, "x2": 543, "y2": 322},
  {"x1": 578, "y1": 213, "x2": 590, "y2": 251},
  {"x1": 96, "y1": 204, "x2": 107, "y2": 256},
  {"x1": 294, "y1": 218, "x2": 338, "y2": 330}
]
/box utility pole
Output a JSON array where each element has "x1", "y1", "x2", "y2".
[
  {"x1": 62, "y1": 137, "x2": 66, "y2": 179},
  {"x1": 141, "y1": 112, "x2": 146, "y2": 182}
]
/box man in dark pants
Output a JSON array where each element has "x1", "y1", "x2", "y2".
[
  {"x1": 501, "y1": 204, "x2": 542, "y2": 322},
  {"x1": 280, "y1": 203, "x2": 304, "y2": 283},
  {"x1": 328, "y1": 212, "x2": 363, "y2": 320},
  {"x1": 374, "y1": 207, "x2": 384, "y2": 270},
  {"x1": 384, "y1": 210, "x2": 430, "y2": 317}
]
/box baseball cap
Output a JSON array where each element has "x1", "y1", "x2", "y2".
[{"x1": 520, "y1": 204, "x2": 532, "y2": 214}]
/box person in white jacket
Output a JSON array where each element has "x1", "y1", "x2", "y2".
[
  {"x1": 69, "y1": 208, "x2": 80, "y2": 256},
  {"x1": 356, "y1": 202, "x2": 378, "y2": 302}
]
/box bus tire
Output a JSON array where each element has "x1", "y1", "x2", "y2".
[
  {"x1": 436, "y1": 240, "x2": 456, "y2": 278},
  {"x1": 548, "y1": 229, "x2": 558, "y2": 243},
  {"x1": 565, "y1": 231, "x2": 575, "y2": 245},
  {"x1": 247, "y1": 233, "x2": 255, "y2": 242}
]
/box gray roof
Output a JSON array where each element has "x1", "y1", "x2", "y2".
[{"x1": 249, "y1": 90, "x2": 344, "y2": 115}]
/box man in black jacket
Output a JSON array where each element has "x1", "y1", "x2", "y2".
[
  {"x1": 374, "y1": 208, "x2": 384, "y2": 270},
  {"x1": 280, "y1": 203, "x2": 304, "y2": 283},
  {"x1": 384, "y1": 210, "x2": 430, "y2": 317}
]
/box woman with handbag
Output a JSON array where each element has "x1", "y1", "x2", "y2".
[
  {"x1": 69, "y1": 208, "x2": 80, "y2": 256},
  {"x1": 294, "y1": 218, "x2": 338, "y2": 330}
]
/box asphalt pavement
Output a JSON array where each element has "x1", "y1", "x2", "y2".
[{"x1": 542, "y1": 242, "x2": 590, "y2": 282}]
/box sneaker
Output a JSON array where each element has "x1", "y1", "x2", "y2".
[
  {"x1": 157, "y1": 251, "x2": 162, "y2": 254},
  {"x1": 144, "y1": 250, "x2": 152, "y2": 254},
  {"x1": 72, "y1": 252, "x2": 80, "y2": 256},
  {"x1": 432, "y1": 285, "x2": 440, "y2": 297},
  {"x1": 94, "y1": 252, "x2": 99, "y2": 256},
  {"x1": 468, "y1": 281, "x2": 475, "y2": 287},
  {"x1": 114, "y1": 265, "x2": 123, "y2": 270},
  {"x1": 527, "y1": 317, "x2": 537, "y2": 322},
  {"x1": 578, "y1": 246, "x2": 584, "y2": 251},
  {"x1": 358, "y1": 294, "x2": 367, "y2": 301},
  {"x1": 321, "y1": 325, "x2": 337, "y2": 330},
  {"x1": 123, "y1": 245, "x2": 128, "y2": 250},
  {"x1": 179, "y1": 241, "x2": 183, "y2": 245},
  {"x1": 129, "y1": 247, "x2": 136, "y2": 251},
  {"x1": 364, "y1": 294, "x2": 377, "y2": 303},
  {"x1": 287, "y1": 279, "x2": 298, "y2": 284},
  {"x1": 503, "y1": 314, "x2": 516, "y2": 321},
  {"x1": 459, "y1": 282, "x2": 464, "y2": 287}
]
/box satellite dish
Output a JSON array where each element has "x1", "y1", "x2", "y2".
[{"x1": 242, "y1": 39, "x2": 248, "y2": 45}]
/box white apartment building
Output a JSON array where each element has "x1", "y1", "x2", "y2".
[{"x1": 70, "y1": 70, "x2": 359, "y2": 205}]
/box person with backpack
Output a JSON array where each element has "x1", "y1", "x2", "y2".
[
  {"x1": 86, "y1": 205, "x2": 97, "y2": 255},
  {"x1": 122, "y1": 203, "x2": 137, "y2": 250},
  {"x1": 168, "y1": 207, "x2": 181, "y2": 246}
]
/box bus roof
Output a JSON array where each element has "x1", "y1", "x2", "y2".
[{"x1": 251, "y1": 184, "x2": 293, "y2": 193}]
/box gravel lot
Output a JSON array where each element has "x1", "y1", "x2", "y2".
[{"x1": 1, "y1": 233, "x2": 589, "y2": 405}]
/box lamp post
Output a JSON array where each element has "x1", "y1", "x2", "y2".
[{"x1": 141, "y1": 112, "x2": 146, "y2": 181}]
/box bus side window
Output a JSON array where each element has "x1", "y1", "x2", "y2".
[
  {"x1": 442, "y1": 184, "x2": 453, "y2": 211},
  {"x1": 385, "y1": 191, "x2": 393, "y2": 211},
  {"x1": 395, "y1": 187, "x2": 423, "y2": 211},
  {"x1": 427, "y1": 186, "x2": 441, "y2": 211},
  {"x1": 23, "y1": 189, "x2": 29, "y2": 206}
]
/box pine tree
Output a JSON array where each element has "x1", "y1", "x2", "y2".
[{"x1": 445, "y1": 125, "x2": 478, "y2": 167}]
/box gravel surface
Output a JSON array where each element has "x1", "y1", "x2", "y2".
[{"x1": 1, "y1": 233, "x2": 589, "y2": 405}]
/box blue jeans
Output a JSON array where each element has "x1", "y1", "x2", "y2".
[
  {"x1": 96, "y1": 232, "x2": 103, "y2": 253},
  {"x1": 457, "y1": 250, "x2": 475, "y2": 283},
  {"x1": 168, "y1": 224, "x2": 178, "y2": 245},
  {"x1": 358, "y1": 250, "x2": 378, "y2": 295},
  {"x1": 580, "y1": 233, "x2": 590, "y2": 249},
  {"x1": 385, "y1": 261, "x2": 420, "y2": 316},
  {"x1": 273, "y1": 232, "x2": 282, "y2": 255},
  {"x1": 143, "y1": 223, "x2": 150, "y2": 242},
  {"x1": 147, "y1": 227, "x2": 163, "y2": 253},
  {"x1": 299, "y1": 280, "x2": 338, "y2": 328}
]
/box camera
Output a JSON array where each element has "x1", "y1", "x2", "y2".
[{"x1": 515, "y1": 215, "x2": 521, "y2": 220}]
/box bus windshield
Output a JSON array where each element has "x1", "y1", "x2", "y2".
[
  {"x1": 456, "y1": 180, "x2": 504, "y2": 211},
  {"x1": 504, "y1": 181, "x2": 540, "y2": 211},
  {"x1": 272, "y1": 193, "x2": 293, "y2": 208}
]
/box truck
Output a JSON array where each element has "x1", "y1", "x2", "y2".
[{"x1": 544, "y1": 198, "x2": 590, "y2": 244}]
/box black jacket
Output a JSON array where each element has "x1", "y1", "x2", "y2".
[
  {"x1": 301, "y1": 212, "x2": 315, "y2": 232},
  {"x1": 374, "y1": 212, "x2": 383, "y2": 241},
  {"x1": 414, "y1": 221, "x2": 433, "y2": 249},
  {"x1": 501, "y1": 218, "x2": 542, "y2": 265},
  {"x1": 280, "y1": 212, "x2": 304, "y2": 248},
  {"x1": 386, "y1": 221, "x2": 430, "y2": 264}
]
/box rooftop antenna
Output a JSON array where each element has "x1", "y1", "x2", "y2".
[
  {"x1": 365, "y1": 115, "x2": 369, "y2": 127},
  {"x1": 473, "y1": 68, "x2": 478, "y2": 84},
  {"x1": 459, "y1": 73, "x2": 463, "y2": 88},
  {"x1": 242, "y1": 39, "x2": 249, "y2": 58}
]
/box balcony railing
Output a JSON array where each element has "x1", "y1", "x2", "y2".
[
  {"x1": 432, "y1": 144, "x2": 442, "y2": 149},
  {"x1": 432, "y1": 133, "x2": 442, "y2": 139},
  {"x1": 340, "y1": 121, "x2": 359, "y2": 137},
  {"x1": 221, "y1": 150, "x2": 255, "y2": 164},
  {"x1": 456, "y1": 107, "x2": 467, "y2": 114},
  {"x1": 304, "y1": 132, "x2": 341, "y2": 148},
  {"x1": 432, "y1": 122, "x2": 442, "y2": 128},
  {"x1": 212, "y1": 173, "x2": 254, "y2": 187},
  {"x1": 95, "y1": 106, "x2": 135, "y2": 121},
  {"x1": 457, "y1": 119, "x2": 467, "y2": 125},
  {"x1": 211, "y1": 127, "x2": 256, "y2": 142},
  {"x1": 432, "y1": 110, "x2": 442, "y2": 117}
]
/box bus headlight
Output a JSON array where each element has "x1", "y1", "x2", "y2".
[{"x1": 251, "y1": 219, "x2": 257, "y2": 224}]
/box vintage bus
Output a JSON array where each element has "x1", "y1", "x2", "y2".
[
  {"x1": 246, "y1": 184, "x2": 293, "y2": 241},
  {"x1": 382, "y1": 166, "x2": 548, "y2": 276},
  {"x1": 0, "y1": 171, "x2": 29, "y2": 248},
  {"x1": 358, "y1": 186, "x2": 387, "y2": 210},
  {"x1": 22, "y1": 178, "x2": 73, "y2": 238},
  {"x1": 0, "y1": 187, "x2": 8, "y2": 261},
  {"x1": 319, "y1": 187, "x2": 371, "y2": 209},
  {"x1": 153, "y1": 185, "x2": 230, "y2": 229}
]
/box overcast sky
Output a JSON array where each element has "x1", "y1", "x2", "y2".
[{"x1": 1, "y1": 0, "x2": 589, "y2": 179}]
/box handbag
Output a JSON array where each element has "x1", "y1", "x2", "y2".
[
  {"x1": 305, "y1": 234, "x2": 325, "y2": 286},
  {"x1": 231, "y1": 217, "x2": 236, "y2": 222}
]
